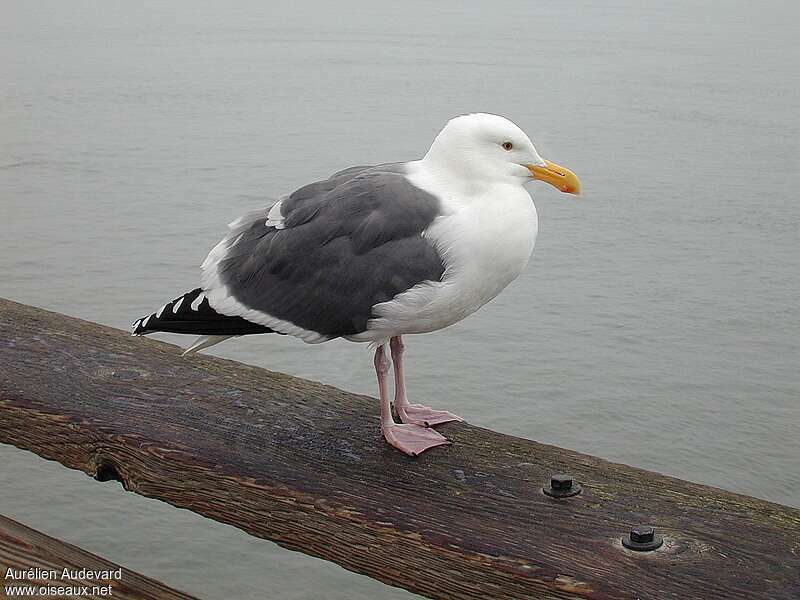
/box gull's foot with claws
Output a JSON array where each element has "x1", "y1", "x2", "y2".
[
  {"x1": 382, "y1": 423, "x2": 451, "y2": 457},
  {"x1": 397, "y1": 403, "x2": 464, "y2": 427}
]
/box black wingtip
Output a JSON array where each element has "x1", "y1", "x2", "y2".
[
  {"x1": 131, "y1": 317, "x2": 148, "y2": 336},
  {"x1": 131, "y1": 288, "x2": 275, "y2": 337}
]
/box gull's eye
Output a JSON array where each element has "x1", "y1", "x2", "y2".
[{"x1": 501, "y1": 141, "x2": 513, "y2": 151}]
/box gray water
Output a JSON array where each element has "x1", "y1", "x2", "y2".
[{"x1": 1, "y1": 1, "x2": 799, "y2": 598}]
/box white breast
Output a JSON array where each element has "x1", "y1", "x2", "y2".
[{"x1": 349, "y1": 162, "x2": 538, "y2": 343}]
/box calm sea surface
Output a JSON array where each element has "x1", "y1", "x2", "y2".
[{"x1": 2, "y1": 1, "x2": 798, "y2": 598}]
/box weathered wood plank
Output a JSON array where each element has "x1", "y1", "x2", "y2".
[
  {"x1": 0, "y1": 514, "x2": 197, "y2": 599},
  {"x1": 0, "y1": 297, "x2": 798, "y2": 600}
]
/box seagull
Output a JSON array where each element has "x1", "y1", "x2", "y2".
[{"x1": 132, "y1": 113, "x2": 580, "y2": 456}]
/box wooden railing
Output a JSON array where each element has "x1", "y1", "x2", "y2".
[
  {"x1": 0, "y1": 514, "x2": 196, "y2": 599},
  {"x1": 1, "y1": 298, "x2": 798, "y2": 599}
]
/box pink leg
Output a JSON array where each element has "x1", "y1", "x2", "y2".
[
  {"x1": 390, "y1": 336, "x2": 463, "y2": 427},
  {"x1": 374, "y1": 343, "x2": 449, "y2": 457}
]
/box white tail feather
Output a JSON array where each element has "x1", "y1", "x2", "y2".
[{"x1": 182, "y1": 335, "x2": 233, "y2": 356}]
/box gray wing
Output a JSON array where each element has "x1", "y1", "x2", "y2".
[{"x1": 201, "y1": 164, "x2": 445, "y2": 340}]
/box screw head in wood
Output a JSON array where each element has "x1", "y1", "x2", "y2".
[
  {"x1": 622, "y1": 525, "x2": 663, "y2": 551},
  {"x1": 543, "y1": 473, "x2": 582, "y2": 498}
]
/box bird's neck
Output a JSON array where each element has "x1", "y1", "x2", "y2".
[{"x1": 407, "y1": 159, "x2": 526, "y2": 211}]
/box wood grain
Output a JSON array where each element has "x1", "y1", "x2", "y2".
[
  {"x1": 0, "y1": 514, "x2": 197, "y2": 599},
  {"x1": 1, "y1": 297, "x2": 798, "y2": 599}
]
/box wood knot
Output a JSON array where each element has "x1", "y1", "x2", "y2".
[{"x1": 92, "y1": 456, "x2": 129, "y2": 490}]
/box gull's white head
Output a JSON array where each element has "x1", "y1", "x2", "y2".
[{"x1": 422, "y1": 113, "x2": 580, "y2": 194}]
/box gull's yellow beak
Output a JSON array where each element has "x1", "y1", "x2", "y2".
[{"x1": 528, "y1": 160, "x2": 581, "y2": 195}]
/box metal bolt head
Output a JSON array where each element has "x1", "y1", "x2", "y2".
[
  {"x1": 622, "y1": 525, "x2": 663, "y2": 551},
  {"x1": 630, "y1": 526, "x2": 655, "y2": 543},
  {"x1": 551, "y1": 473, "x2": 573, "y2": 491},
  {"x1": 543, "y1": 473, "x2": 582, "y2": 498}
]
